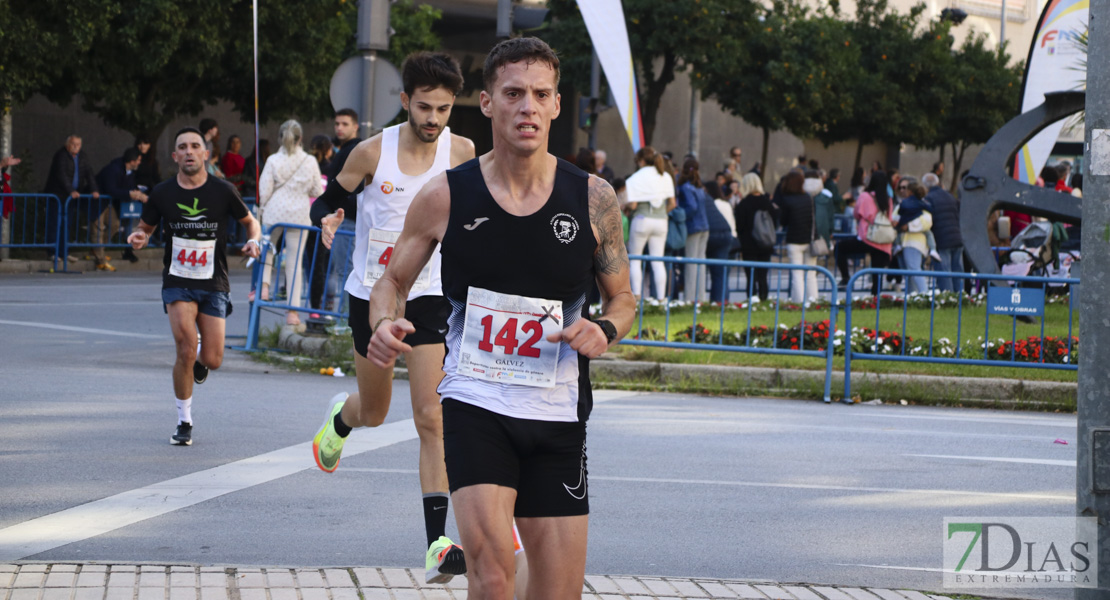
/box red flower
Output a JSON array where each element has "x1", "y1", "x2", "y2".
[{"x1": 791, "y1": 345, "x2": 799, "y2": 350}]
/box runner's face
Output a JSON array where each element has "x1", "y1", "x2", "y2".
[
  {"x1": 402, "y1": 86, "x2": 456, "y2": 144},
  {"x1": 334, "y1": 116, "x2": 357, "y2": 142},
  {"x1": 480, "y1": 60, "x2": 560, "y2": 154},
  {"x1": 173, "y1": 133, "x2": 208, "y2": 176}
]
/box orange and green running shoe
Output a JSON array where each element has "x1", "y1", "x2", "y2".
[{"x1": 312, "y1": 393, "x2": 349, "y2": 472}]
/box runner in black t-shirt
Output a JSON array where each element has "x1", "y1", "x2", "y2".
[{"x1": 128, "y1": 127, "x2": 261, "y2": 446}]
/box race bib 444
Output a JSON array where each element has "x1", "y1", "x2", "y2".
[
  {"x1": 169, "y1": 237, "x2": 215, "y2": 280},
  {"x1": 456, "y1": 287, "x2": 563, "y2": 388}
]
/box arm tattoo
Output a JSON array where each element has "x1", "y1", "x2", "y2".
[{"x1": 588, "y1": 176, "x2": 629, "y2": 276}]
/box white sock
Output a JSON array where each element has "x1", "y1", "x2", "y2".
[{"x1": 176, "y1": 397, "x2": 193, "y2": 424}]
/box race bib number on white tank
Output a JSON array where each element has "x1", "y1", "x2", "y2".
[
  {"x1": 169, "y1": 237, "x2": 215, "y2": 280},
  {"x1": 362, "y1": 228, "x2": 431, "y2": 294},
  {"x1": 456, "y1": 287, "x2": 563, "y2": 388}
]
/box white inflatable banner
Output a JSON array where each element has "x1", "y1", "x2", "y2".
[
  {"x1": 1013, "y1": 0, "x2": 1088, "y2": 183},
  {"x1": 576, "y1": 0, "x2": 644, "y2": 151}
]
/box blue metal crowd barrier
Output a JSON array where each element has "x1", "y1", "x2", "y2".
[
  {"x1": 842, "y1": 268, "x2": 1079, "y2": 401},
  {"x1": 243, "y1": 222, "x2": 355, "y2": 351},
  {"x1": 0, "y1": 193, "x2": 64, "y2": 270},
  {"x1": 624, "y1": 254, "x2": 839, "y2": 402}
]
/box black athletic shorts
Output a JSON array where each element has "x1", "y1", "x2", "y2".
[
  {"x1": 349, "y1": 293, "x2": 449, "y2": 358},
  {"x1": 441, "y1": 397, "x2": 589, "y2": 518}
]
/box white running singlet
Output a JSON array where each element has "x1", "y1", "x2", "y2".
[{"x1": 345, "y1": 124, "x2": 453, "y2": 301}]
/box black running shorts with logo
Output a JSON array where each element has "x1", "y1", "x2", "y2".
[
  {"x1": 349, "y1": 293, "x2": 449, "y2": 358},
  {"x1": 441, "y1": 398, "x2": 589, "y2": 518}
]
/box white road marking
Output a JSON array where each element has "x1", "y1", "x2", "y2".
[
  {"x1": 0, "y1": 419, "x2": 418, "y2": 561},
  {"x1": 0, "y1": 319, "x2": 165, "y2": 340},
  {"x1": 847, "y1": 411, "x2": 1076, "y2": 428},
  {"x1": 906, "y1": 454, "x2": 1076, "y2": 467},
  {"x1": 833, "y1": 563, "x2": 949, "y2": 573},
  {"x1": 592, "y1": 475, "x2": 1072, "y2": 502},
  {"x1": 0, "y1": 391, "x2": 635, "y2": 561},
  {"x1": 335, "y1": 469, "x2": 1071, "y2": 502},
  {"x1": 0, "y1": 301, "x2": 159, "y2": 307}
]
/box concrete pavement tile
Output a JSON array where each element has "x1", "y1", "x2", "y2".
[
  {"x1": 838, "y1": 589, "x2": 882, "y2": 600},
  {"x1": 236, "y1": 589, "x2": 266, "y2": 600},
  {"x1": 263, "y1": 571, "x2": 294, "y2": 589},
  {"x1": 168, "y1": 573, "x2": 196, "y2": 589},
  {"x1": 327, "y1": 588, "x2": 360, "y2": 600},
  {"x1": 597, "y1": 595, "x2": 624, "y2": 600},
  {"x1": 234, "y1": 573, "x2": 265, "y2": 588},
  {"x1": 10, "y1": 590, "x2": 41, "y2": 600},
  {"x1": 20, "y1": 567, "x2": 47, "y2": 574},
  {"x1": 0, "y1": 565, "x2": 18, "y2": 572},
  {"x1": 321, "y1": 571, "x2": 354, "y2": 588},
  {"x1": 49, "y1": 568, "x2": 77, "y2": 574},
  {"x1": 419, "y1": 590, "x2": 452, "y2": 600},
  {"x1": 612, "y1": 577, "x2": 652, "y2": 595},
  {"x1": 268, "y1": 587, "x2": 297, "y2": 600},
  {"x1": 1, "y1": 571, "x2": 16, "y2": 588},
  {"x1": 782, "y1": 587, "x2": 823, "y2": 600},
  {"x1": 72, "y1": 587, "x2": 104, "y2": 600},
  {"x1": 138, "y1": 569, "x2": 161, "y2": 574},
  {"x1": 350, "y1": 569, "x2": 383, "y2": 588},
  {"x1": 106, "y1": 570, "x2": 136, "y2": 588},
  {"x1": 584, "y1": 576, "x2": 620, "y2": 594},
  {"x1": 41, "y1": 589, "x2": 72, "y2": 600},
  {"x1": 639, "y1": 579, "x2": 679, "y2": 596},
  {"x1": 450, "y1": 591, "x2": 467, "y2": 600},
  {"x1": 199, "y1": 589, "x2": 227, "y2": 600},
  {"x1": 44, "y1": 573, "x2": 75, "y2": 588},
  {"x1": 927, "y1": 595, "x2": 954, "y2": 600},
  {"x1": 379, "y1": 569, "x2": 412, "y2": 589},
  {"x1": 725, "y1": 583, "x2": 768, "y2": 599},
  {"x1": 299, "y1": 588, "x2": 328, "y2": 600},
  {"x1": 138, "y1": 572, "x2": 165, "y2": 588},
  {"x1": 442, "y1": 575, "x2": 467, "y2": 590},
  {"x1": 76, "y1": 572, "x2": 106, "y2": 588},
  {"x1": 294, "y1": 571, "x2": 324, "y2": 588},
  {"x1": 389, "y1": 590, "x2": 421, "y2": 600},
  {"x1": 890, "y1": 593, "x2": 931, "y2": 600},
  {"x1": 359, "y1": 590, "x2": 392, "y2": 600},
  {"x1": 811, "y1": 588, "x2": 854, "y2": 600},
  {"x1": 13, "y1": 572, "x2": 46, "y2": 588},
  {"x1": 699, "y1": 581, "x2": 739, "y2": 597},
  {"x1": 669, "y1": 580, "x2": 710, "y2": 597},
  {"x1": 865, "y1": 591, "x2": 910, "y2": 600},
  {"x1": 168, "y1": 587, "x2": 197, "y2": 600},
  {"x1": 136, "y1": 587, "x2": 164, "y2": 600},
  {"x1": 753, "y1": 586, "x2": 793, "y2": 600},
  {"x1": 79, "y1": 568, "x2": 107, "y2": 576},
  {"x1": 197, "y1": 574, "x2": 224, "y2": 589},
  {"x1": 103, "y1": 588, "x2": 133, "y2": 600}
]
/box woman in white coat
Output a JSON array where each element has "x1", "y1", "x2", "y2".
[{"x1": 258, "y1": 120, "x2": 323, "y2": 326}]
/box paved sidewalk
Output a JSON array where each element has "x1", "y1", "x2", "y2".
[{"x1": 1, "y1": 563, "x2": 995, "y2": 600}]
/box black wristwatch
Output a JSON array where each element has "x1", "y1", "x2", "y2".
[{"x1": 593, "y1": 319, "x2": 618, "y2": 344}]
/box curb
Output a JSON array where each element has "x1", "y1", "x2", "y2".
[
  {"x1": 1, "y1": 563, "x2": 1022, "y2": 600},
  {"x1": 272, "y1": 329, "x2": 1077, "y2": 409}
]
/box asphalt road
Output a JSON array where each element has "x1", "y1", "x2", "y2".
[{"x1": 0, "y1": 271, "x2": 1080, "y2": 600}]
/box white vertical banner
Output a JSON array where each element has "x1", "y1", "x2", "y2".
[
  {"x1": 1013, "y1": 0, "x2": 1088, "y2": 183},
  {"x1": 575, "y1": 0, "x2": 644, "y2": 151}
]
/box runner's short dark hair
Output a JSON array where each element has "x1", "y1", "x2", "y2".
[
  {"x1": 402, "y1": 52, "x2": 464, "y2": 96},
  {"x1": 483, "y1": 37, "x2": 560, "y2": 91},
  {"x1": 174, "y1": 127, "x2": 204, "y2": 144},
  {"x1": 335, "y1": 108, "x2": 358, "y2": 122}
]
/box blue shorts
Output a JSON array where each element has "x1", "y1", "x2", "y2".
[{"x1": 162, "y1": 288, "x2": 233, "y2": 319}]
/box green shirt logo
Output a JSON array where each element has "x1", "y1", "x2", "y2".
[{"x1": 176, "y1": 198, "x2": 208, "y2": 218}]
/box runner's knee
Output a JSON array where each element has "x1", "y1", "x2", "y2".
[{"x1": 412, "y1": 400, "x2": 443, "y2": 436}]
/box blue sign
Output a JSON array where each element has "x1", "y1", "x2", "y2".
[
  {"x1": 120, "y1": 201, "x2": 142, "y2": 219},
  {"x1": 988, "y1": 286, "x2": 1045, "y2": 317}
]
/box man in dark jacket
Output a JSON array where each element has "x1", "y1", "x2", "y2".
[
  {"x1": 923, "y1": 172, "x2": 963, "y2": 292},
  {"x1": 96, "y1": 147, "x2": 149, "y2": 265},
  {"x1": 308, "y1": 108, "x2": 362, "y2": 312},
  {"x1": 43, "y1": 135, "x2": 99, "y2": 262}
]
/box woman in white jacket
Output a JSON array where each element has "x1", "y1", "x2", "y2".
[{"x1": 258, "y1": 120, "x2": 323, "y2": 326}]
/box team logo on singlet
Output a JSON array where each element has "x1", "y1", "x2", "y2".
[
  {"x1": 381, "y1": 181, "x2": 394, "y2": 194},
  {"x1": 550, "y1": 213, "x2": 579, "y2": 244}
]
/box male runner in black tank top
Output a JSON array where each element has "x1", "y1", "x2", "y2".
[{"x1": 363, "y1": 38, "x2": 635, "y2": 599}]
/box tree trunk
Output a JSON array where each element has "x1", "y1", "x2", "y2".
[
  {"x1": 950, "y1": 142, "x2": 969, "y2": 195},
  {"x1": 760, "y1": 127, "x2": 770, "y2": 185},
  {"x1": 853, "y1": 137, "x2": 866, "y2": 177},
  {"x1": 639, "y1": 51, "x2": 677, "y2": 146}
]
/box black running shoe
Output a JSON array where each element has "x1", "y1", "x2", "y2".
[
  {"x1": 171, "y1": 422, "x2": 193, "y2": 446},
  {"x1": 193, "y1": 361, "x2": 209, "y2": 384}
]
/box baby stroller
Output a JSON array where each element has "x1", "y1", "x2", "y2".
[{"x1": 1000, "y1": 220, "x2": 1061, "y2": 280}]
